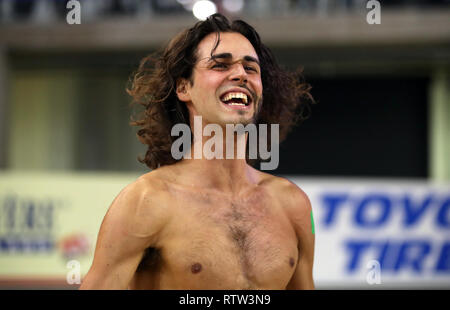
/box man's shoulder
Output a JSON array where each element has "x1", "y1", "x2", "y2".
[
  {"x1": 107, "y1": 169, "x2": 172, "y2": 220},
  {"x1": 257, "y1": 171, "x2": 307, "y2": 197},
  {"x1": 134, "y1": 168, "x2": 171, "y2": 192},
  {"x1": 258, "y1": 172, "x2": 311, "y2": 214},
  {"x1": 137, "y1": 164, "x2": 183, "y2": 188},
  {"x1": 116, "y1": 171, "x2": 166, "y2": 203}
]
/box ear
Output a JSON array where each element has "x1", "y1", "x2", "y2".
[{"x1": 176, "y1": 78, "x2": 191, "y2": 102}]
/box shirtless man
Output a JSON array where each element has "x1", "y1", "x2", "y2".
[{"x1": 80, "y1": 14, "x2": 314, "y2": 290}]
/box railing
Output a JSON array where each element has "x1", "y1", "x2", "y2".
[{"x1": 1, "y1": 0, "x2": 449, "y2": 25}]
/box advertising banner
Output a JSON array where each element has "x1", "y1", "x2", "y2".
[
  {"x1": 0, "y1": 172, "x2": 137, "y2": 287},
  {"x1": 293, "y1": 177, "x2": 450, "y2": 288}
]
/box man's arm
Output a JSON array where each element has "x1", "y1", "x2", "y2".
[
  {"x1": 284, "y1": 183, "x2": 315, "y2": 290},
  {"x1": 80, "y1": 178, "x2": 168, "y2": 289}
]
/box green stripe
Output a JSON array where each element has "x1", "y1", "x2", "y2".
[{"x1": 310, "y1": 210, "x2": 315, "y2": 234}]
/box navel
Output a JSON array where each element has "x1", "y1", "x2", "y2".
[
  {"x1": 191, "y1": 262, "x2": 202, "y2": 274},
  {"x1": 289, "y1": 257, "x2": 295, "y2": 268}
]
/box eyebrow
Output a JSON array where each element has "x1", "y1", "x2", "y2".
[{"x1": 208, "y1": 53, "x2": 260, "y2": 66}]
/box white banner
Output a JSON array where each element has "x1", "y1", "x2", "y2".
[
  {"x1": 290, "y1": 177, "x2": 450, "y2": 288},
  {"x1": 0, "y1": 172, "x2": 137, "y2": 287}
]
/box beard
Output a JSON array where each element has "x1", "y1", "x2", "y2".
[
  {"x1": 229, "y1": 95, "x2": 263, "y2": 126},
  {"x1": 195, "y1": 93, "x2": 263, "y2": 128},
  {"x1": 227, "y1": 84, "x2": 263, "y2": 126},
  {"x1": 233, "y1": 112, "x2": 255, "y2": 126}
]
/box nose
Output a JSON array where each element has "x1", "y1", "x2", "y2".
[{"x1": 228, "y1": 63, "x2": 248, "y2": 84}]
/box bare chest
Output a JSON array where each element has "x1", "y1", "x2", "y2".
[{"x1": 141, "y1": 188, "x2": 298, "y2": 289}]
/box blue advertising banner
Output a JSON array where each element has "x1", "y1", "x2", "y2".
[{"x1": 292, "y1": 178, "x2": 450, "y2": 288}]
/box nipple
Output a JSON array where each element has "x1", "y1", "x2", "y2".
[
  {"x1": 289, "y1": 257, "x2": 295, "y2": 268},
  {"x1": 191, "y1": 263, "x2": 202, "y2": 274}
]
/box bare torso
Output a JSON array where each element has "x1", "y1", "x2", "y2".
[{"x1": 128, "y1": 167, "x2": 299, "y2": 290}]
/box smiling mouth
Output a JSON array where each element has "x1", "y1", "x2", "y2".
[{"x1": 219, "y1": 91, "x2": 252, "y2": 107}]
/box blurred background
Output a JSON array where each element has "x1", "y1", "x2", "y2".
[{"x1": 0, "y1": 0, "x2": 449, "y2": 289}]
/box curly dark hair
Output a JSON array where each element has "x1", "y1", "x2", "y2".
[{"x1": 128, "y1": 13, "x2": 313, "y2": 170}]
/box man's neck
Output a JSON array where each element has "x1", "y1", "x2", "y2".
[
  {"x1": 179, "y1": 158, "x2": 257, "y2": 192},
  {"x1": 173, "y1": 129, "x2": 259, "y2": 194}
]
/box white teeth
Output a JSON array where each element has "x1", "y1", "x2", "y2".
[{"x1": 222, "y1": 92, "x2": 249, "y2": 104}]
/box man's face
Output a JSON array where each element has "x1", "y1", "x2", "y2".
[{"x1": 178, "y1": 32, "x2": 263, "y2": 126}]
